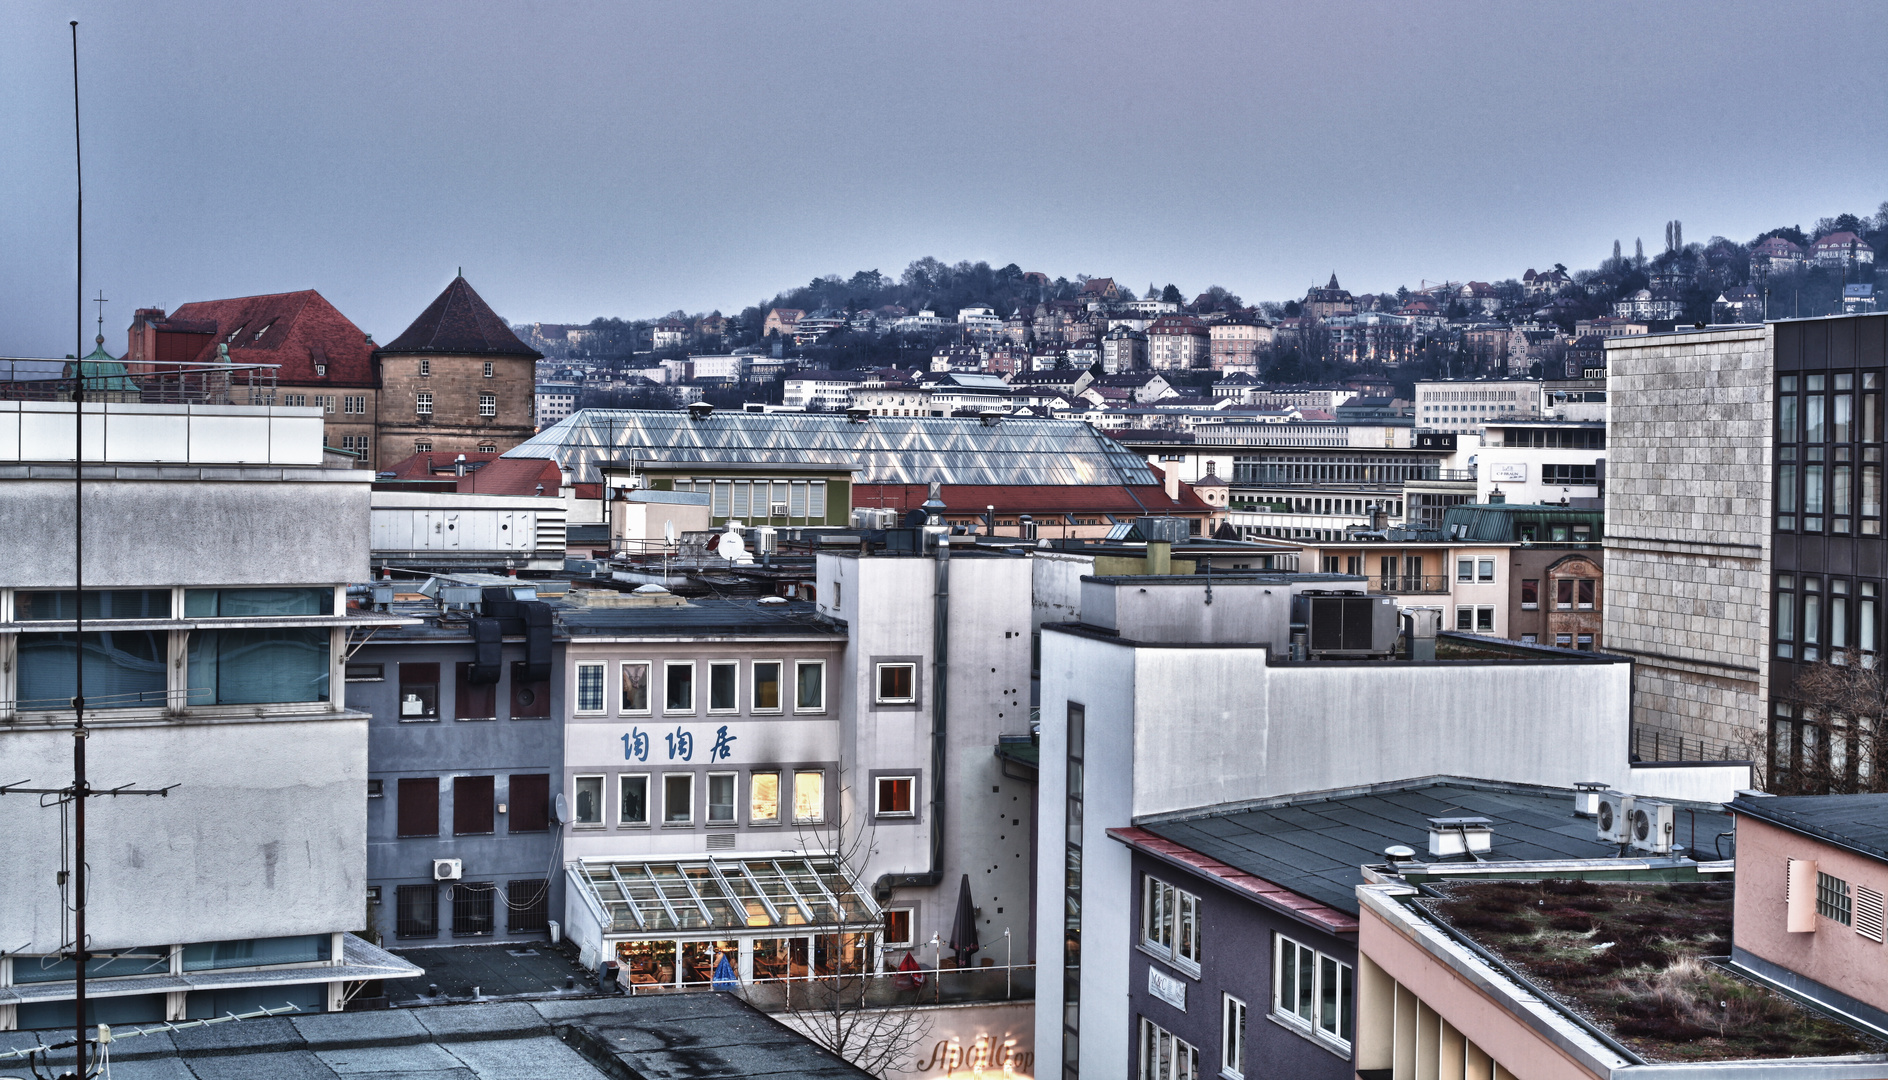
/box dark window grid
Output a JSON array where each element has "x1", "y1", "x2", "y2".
[
  {"x1": 452, "y1": 882, "x2": 496, "y2": 936},
  {"x1": 395, "y1": 884, "x2": 438, "y2": 938},
  {"x1": 507, "y1": 880, "x2": 550, "y2": 933}
]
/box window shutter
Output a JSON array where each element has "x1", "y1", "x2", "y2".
[
  {"x1": 1788, "y1": 858, "x2": 1819, "y2": 933},
  {"x1": 455, "y1": 663, "x2": 497, "y2": 719},
  {"x1": 508, "y1": 774, "x2": 550, "y2": 832},
  {"x1": 454, "y1": 776, "x2": 496, "y2": 835},
  {"x1": 397, "y1": 777, "x2": 439, "y2": 837},
  {"x1": 1857, "y1": 885, "x2": 1885, "y2": 943}
]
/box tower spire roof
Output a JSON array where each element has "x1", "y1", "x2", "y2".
[{"x1": 378, "y1": 275, "x2": 541, "y2": 357}]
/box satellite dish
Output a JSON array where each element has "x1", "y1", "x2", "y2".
[
  {"x1": 552, "y1": 791, "x2": 569, "y2": 824},
  {"x1": 664, "y1": 519, "x2": 676, "y2": 545}
]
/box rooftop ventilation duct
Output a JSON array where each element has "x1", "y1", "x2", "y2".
[
  {"x1": 1426, "y1": 816, "x2": 1492, "y2": 858},
  {"x1": 846, "y1": 405, "x2": 871, "y2": 423},
  {"x1": 687, "y1": 402, "x2": 714, "y2": 421}
]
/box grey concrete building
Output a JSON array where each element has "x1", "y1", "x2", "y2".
[
  {"x1": 0, "y1": 399, "x2": 416, "y2": 1030},
  {"x1": 1030, "y1": 570, "x2": 1750, "y2": 1080},
  {"x1": 354, "y1": 586, "x2": 566, "y2": 948}
]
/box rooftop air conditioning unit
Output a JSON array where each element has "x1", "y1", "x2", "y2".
[
  {"x1": 1293, "y1": 593, "x2": 1399, "y2": 659},
  {"x1": 1595, "y1": 791, "x2": 1634, "y2": 844},
  {"x1": 1628, "y1": 800, "x2": 1677, "y2": 854},
  {"x1": 439, "y1": 585, "x2": 483, "y2": 609},
  {"x1": 433, "y1": 858, "x2": 463, "y2": 882}
]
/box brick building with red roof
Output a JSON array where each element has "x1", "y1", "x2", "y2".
[{"x1": 125, "y1": 290, "x2": 380, "y2": 461}]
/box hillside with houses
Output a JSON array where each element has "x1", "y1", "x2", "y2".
[{"x1": 520, "y1": 205, "x2": 1888, "y2": 419}]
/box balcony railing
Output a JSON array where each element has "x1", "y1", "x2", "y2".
[
  {"x1": 1376, "y1": 575, "x2": 1450, "y2": 594},
  {"x1": 0, "y1": 357, "x2": 279, "y2": 405}
]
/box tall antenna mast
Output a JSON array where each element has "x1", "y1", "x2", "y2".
[{"x1": 72, "y1": 22, "x2": 89, "y2": 1073}]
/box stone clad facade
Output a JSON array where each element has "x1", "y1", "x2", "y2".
[
  {"x1": 1602, "y1": 325, "x2": 1772, "y2": 753},
  {"x1": 375, "y1": 276, "x2": 542, "y2": 466}
]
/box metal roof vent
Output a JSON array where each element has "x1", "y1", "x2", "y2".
[
  {"x1": 1383, "y1": 844, "x2": 1416, "y2": 864},
  {"x1": 980, "y1": 409, "x2": 1003, "y2": 427},
  {"x1": 687, "y1": 402, "x2": 714, "y2": 421},
  {"x1": 1426, "y1": 816, "x2": 1492, "y2": 858},
  {"x1": 846, "y1": 405, "x2": 871, "y2": 423}
]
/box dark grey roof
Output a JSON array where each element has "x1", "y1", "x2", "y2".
[
  {"x1": 1731, "y1": 793, "x2": 1888, "y2": 863},
  {"x1": 558, "y1": 597, "x2": 842, "y2": 638},
  {"x1": 378, "y1": 276, "x2": 541, "y2": 357},
  {"x1": 506, "y1": 408, "x2": 1160, "y2": 486},
  {"x1": 1141, "y1": 779, "x2": 1730, "y2": 916},
  {"x1": 1, "y1": 995, "x2": 868, "y2": 1078}
]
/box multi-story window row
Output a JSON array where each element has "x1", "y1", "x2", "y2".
[
  {"x1": 1769, "y1": 319, "x2": 1888, "y2": 792},
  {"x1": 3, "y1": 586, "x2": 339, "y2": 716}
]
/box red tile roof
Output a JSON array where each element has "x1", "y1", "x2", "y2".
[
  {"x1": 1815, "y1": 231, "x2": 1865, "y2": 249},
  {"x1": 165, "y1": 290, "x2": 377, "y2": 387},
  {"x1": 1108, "y1": 826, "x2": 1359, "y2": 935},
  {"x1": 379, "y1": 276, "x2": 541, "y2": 357},
  {"x1": 464, "y1": 456, "x2": 563, "y2": 496},
  {"x1": 851, "y1": 483, "x2": 1212, "y2": 516},
  {"x1": 376, "y1": 450, "x2": 562, "y2": 496}
]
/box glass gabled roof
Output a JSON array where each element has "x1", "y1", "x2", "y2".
[
  {"x1": 574, "y1": 855, "x2": 880, "y2": 936},
  {"x1": 505, "y1": 409, "x2": 1160, "y2": 486}
]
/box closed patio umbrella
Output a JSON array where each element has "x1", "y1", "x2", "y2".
[{"x1": 948, "y1": 873, "x2": 980, "y2": 966}]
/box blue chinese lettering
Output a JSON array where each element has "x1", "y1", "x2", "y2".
[
  {"x1": 709, "y1": 724, "x2": 736, "y2": 761},
  {"x1": 621, "y1": 727, "x2": 649, "y2": 762},
  {"x1": 665, "y1": 727, "x2": 694, "y2": 761}
]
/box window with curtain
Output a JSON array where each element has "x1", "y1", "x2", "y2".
[
  {"x1": 184, "y1": 587, "x2": 330, "y2": 617},
  {"x1": 182, "y1": 935, "x2": 330, "y2": 971},
  {"x1": 17, "y1": 631, "x2": 168, "y2": 711},
  {"x1": 15, "y1": 589, "x2": 171, "y2": 621},
  {"x1": 187, "y1": 627, "x2": 330, "y2": 705}
]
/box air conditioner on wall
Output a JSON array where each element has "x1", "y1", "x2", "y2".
[
  {"x1": 1628, "y1": 800, "x2": 1677, "y2": 855},
  {"x1": 433, "y1": 858, "x2": 462, "y2": 882},
  {"x1": 1595, "y1": 792, "x2": 1634, "y2": 844}
]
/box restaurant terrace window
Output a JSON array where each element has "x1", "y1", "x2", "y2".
[{"x1": 572, "y1": 855, "x2": 881, "y2": 987}]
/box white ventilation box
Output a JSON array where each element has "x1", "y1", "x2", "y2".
[
  {"x1": 1627, "y1": 800, "x2": 1677, "y2": 854},
  {"x1": 1573, "y1": 781, "x2": 1610, "y2": 818},
  {"x1": 433, "y1": 858, "x2": 463, "y2": 881},
  {"x1": 1596, "y1": 792, "x2": 1634, "y2": 844},
  {"x1": 1426, "y1": 816, "x2": 1493, "y2": 858}
]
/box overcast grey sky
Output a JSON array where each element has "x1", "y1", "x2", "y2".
[{"x1": 3, "y1": 0, "x2": 1884, "y2": 356}]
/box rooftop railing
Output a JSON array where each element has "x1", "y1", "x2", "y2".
[{"x1": 0, "y1": 357, "x2": 279, "y2": 406}]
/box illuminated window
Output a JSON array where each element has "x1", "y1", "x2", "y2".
[{"x1": 792, "y1": 769, "x2": 825, "y2": 823}]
